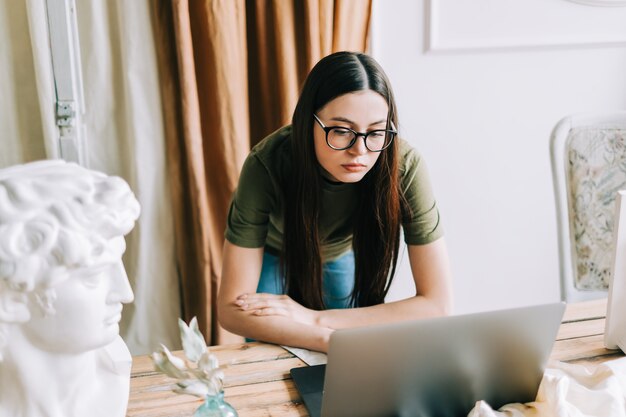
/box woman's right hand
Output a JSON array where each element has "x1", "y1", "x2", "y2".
[
  {"x1": 234, "y1": 293, "x2": 321, "y2": 327},
  {"x1": 218, "y1": 241, "x2": 332, "y2": 352}
]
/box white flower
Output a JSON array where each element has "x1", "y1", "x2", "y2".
[
  {"x1": 179, "y1": 316, "x2": 207, "y2": 363},
  {"x1": 174, "y1": 379, "x2": 210, "y2": 398},
  {"x1": 151, "y1": 316, "x2": 225, "y2": 399},
  {"x1": 198, "y1": 350, "x2": 219, "y2": 373},
  {"x1": 152, "y1": 344, "x2": 188, "y2": 380}
]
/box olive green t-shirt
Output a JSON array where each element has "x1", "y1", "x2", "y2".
[{"x1": 225, "y1": 125, "x2": 442, "y2": 260}]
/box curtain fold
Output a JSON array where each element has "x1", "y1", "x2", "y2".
[
  {"x1": 0, "y1": 1, "x2": 49, "y2": 167},
  {"x1": 190, "y1": 0, "x2": 251, "y2": 343},
  {"x1": 152, "y1": 0, "x2": 250, "y2": 344},
  {"x1": 152, "y1": 0, "x2": 371, "y2": 345}
]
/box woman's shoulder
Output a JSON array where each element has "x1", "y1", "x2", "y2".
[
  {"x1": 249, "y1": 125, "x2": 292, "y2": 163},
  {"x1": 242, "y1": 125, "x2": 292, "y2": 184},
  {"x1": 396, "y1": 137, "x2": 423, "y2": 174}
]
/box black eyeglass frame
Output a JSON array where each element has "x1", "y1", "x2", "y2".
[{"x1": 313, "y1": 114, "x2": 397, "y2": 152}]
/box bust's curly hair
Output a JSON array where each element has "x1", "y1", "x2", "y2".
[{"x1": 0, "y1": 160, "x2": 140, "y2": 296}]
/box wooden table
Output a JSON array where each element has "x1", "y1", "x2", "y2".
[{"x1": 127, "y1": 299, "x2": 623, "y2": 417}]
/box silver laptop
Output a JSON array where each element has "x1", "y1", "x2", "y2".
[{"x1": 291, "y1": 302, "x2": 565, "y2": 417}]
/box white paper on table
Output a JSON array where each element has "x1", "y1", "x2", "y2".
[{"x1": 281, "y1": 345, "x2": 328, "y2": 366}]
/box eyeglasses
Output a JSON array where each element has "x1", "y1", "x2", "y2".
[{"x1": 313, "y1": 114, "x2": 397, "y2": 152}]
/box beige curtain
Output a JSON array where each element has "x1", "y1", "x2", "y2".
[
  {"x1": 152, "y1": 0, "x2": 372, "y2": 345},
  {"x1": 0, "y1": 1, "x2": 48, "y2": 167},
  {"x1": 1, "y1": 0, "x2": 181, "y2": 355}
]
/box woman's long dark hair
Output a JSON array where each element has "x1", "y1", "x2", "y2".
[{"x1": 283, "y1": 51, "x2": 408, "y2": 310}]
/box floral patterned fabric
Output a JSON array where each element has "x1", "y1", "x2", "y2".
[{"x1": 567, "y1": 127, "x2": 626, "y2": 290}]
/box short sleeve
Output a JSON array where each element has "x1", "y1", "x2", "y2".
[
  {"x1": 224, "y1": 154, "x2": 277, "y2": 248},
  {"x1": 399, "y1": 142, "x2": 443, "y2": 245}
]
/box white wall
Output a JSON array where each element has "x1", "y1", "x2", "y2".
[{"x1": 376, "y1": 0, "x2": 626, "y2": 313}]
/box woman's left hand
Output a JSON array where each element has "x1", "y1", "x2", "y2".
[{"x1": 235, "y1": 293, "x2": 320, "y2": 327}]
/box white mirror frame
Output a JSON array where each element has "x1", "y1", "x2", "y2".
[{"x1": 566, "y1": 0, "x2": 626, "y2": 6}]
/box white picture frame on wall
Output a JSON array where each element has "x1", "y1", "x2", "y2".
[
  {"x1": 426, "y1": 0, "x2": 626, "y2": 53},
  {"x1": 566, "y1": 0, "x2": 626, "y2": 6}
]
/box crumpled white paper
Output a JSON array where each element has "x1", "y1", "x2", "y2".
[
  {"x1": 468, "y1": 358, "x2": 626, "y2": 417},
  {"x1": 281, "y1": 345, "x2": 328, "y2": 366}
]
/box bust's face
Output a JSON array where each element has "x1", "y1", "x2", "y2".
[{"x1": 20, "y1": 237, "x2": 134, "y2": 353}]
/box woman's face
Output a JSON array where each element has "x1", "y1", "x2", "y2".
[{"x1": 313, "y1": 90, "x2": 389, "y2": 183}]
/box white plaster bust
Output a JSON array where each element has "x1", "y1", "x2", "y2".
[{"x1": 0, "y1": 160, "x2": 140, "y2": 417}]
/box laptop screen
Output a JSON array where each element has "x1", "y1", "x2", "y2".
[{"x1": 292, "y1": 302, "x2": 565, "y2": 417}]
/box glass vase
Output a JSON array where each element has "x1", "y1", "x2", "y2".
[{"x1": 193, "y1": 392, "x2": 238, "y2": 417}]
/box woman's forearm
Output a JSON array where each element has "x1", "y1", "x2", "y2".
[
  {"x1": 218, "y1": 301, "x2": 333, "y2": 352},
  {"x1": 228, "y1": 291, "x2": 449, "y2": 334},
  {"x1": 316, "y1": 295, "x2": 448, "y2": 330},
  {"x1": 218, "y1": 239, "x2": 452, "y2": 349}
]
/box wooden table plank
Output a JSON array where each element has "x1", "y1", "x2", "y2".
[
  {"x1": 127, "y1": 390, "x2": 199, "y2": 417},
  {"x1": 233, "y1": 402, "x2": 308, "y2": 417},
  {"x1": 556, "y1": 318, "x2": 605, "y2": 340},
  {"x1": 227, "y1": 380, "x2": 307, "y2": 417},
  {"x1": 131, "y1": 357, "x2": 305, "y2": 391},
  {"x1": 562, "y1": 298, "x2": 607, "y2": 322},
  {"x1": 131, "y1": 342, "x2": 293, "y2": 376},
  {"x1": 128, "y1": 379, "x2": 304, "y2": 417},
  {"x1": 551, "y1": 334, "x2": 619, "y2": 363},
  {"x1": 128, "y1": 343, "x2": 302, "y2": 417}
]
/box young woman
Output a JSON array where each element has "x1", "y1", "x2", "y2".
[{"x1": 218, "y1": 51, "x2": 452, "y2": 352}]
